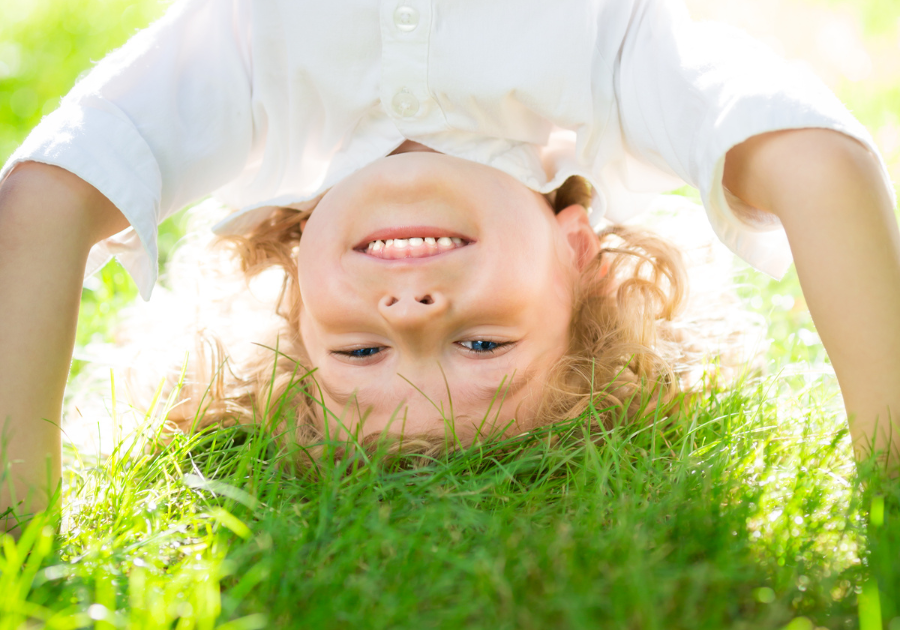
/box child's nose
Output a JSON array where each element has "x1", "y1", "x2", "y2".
[{"x1": 378, "y1": 291, "x2": 448, "y2": 330}]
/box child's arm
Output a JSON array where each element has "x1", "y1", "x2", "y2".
[
  {"x1": 607, "y1": 0, "x2": 898, "y2": 459},
  {"x1": 0, "y1": 162, "x2": 127, "y2": 532},
  {"x1": 0, "y1": 1, "x2": 254, "y2": 532},
  {"x1": 724, "y1": 128, "x2": 900, "y2": 461}
]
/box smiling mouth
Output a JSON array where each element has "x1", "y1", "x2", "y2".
[
  {"x1": 354, "y1": 227, "x2": 474, "y2": 260},
  {"x1": 362, "y1": 236, "x2": 469, "y2": 259}
]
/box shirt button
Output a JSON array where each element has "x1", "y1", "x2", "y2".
[
  {"x1": 394, "y1": 6, "x2": 419, "y2": 32},
  {"x1": 392, "y1": 90, "x2": 420, "y2": 117}
]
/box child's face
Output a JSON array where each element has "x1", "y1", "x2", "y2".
[{"x1": 296, "y1": 150, "x2": 585, "y2": 440}]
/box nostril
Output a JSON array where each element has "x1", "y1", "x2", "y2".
[
  {"x1": 386, "y1": 297, "x2": 399, "y2": 307},
  {"x1": 417, "y1": 295, "x2": 434, "y2": 305}
]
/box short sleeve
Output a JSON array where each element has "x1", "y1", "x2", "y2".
[
  {"x1": 0, "y1": 0, "x2": 254, "y2": 299},
  {"x1": 614, "y1": 0, "x2": 895, "y2": 278}
]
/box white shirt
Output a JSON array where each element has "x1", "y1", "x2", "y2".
[{"x1": 1, "y1": 0, "x2": 891, "y2": 300}]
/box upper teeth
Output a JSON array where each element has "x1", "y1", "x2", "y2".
[{"x1": 364, "y1": 236, "x2": 467, "y2": 256}]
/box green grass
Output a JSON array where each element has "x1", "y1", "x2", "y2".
[
  {"x1": 3, "y1": 0, "x2": 900, "y2": 626},
  {"x1": 4, "y1": 372, "x2": 898, "y2": 629}
]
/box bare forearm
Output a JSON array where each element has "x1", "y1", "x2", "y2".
[
  {"x1": 0, "y1": 163, "x2": 126, "y2": 531},
  {"x1": 726, "y1": 129, "x2": 900, "y2": 460}
]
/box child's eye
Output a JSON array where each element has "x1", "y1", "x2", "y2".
[
  {"x1": 336, "y1": 347, "x2": 383, "y2": 358},
  {"x1": 459, "y1": 340, "x2": 508, "y2": 354}
]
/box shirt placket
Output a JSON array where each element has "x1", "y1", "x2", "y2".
[{"x1": 380, "y1": 0, "x2": 445, "y2": 136}]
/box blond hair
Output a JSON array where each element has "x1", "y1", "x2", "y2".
[{"x1": 152, "y1": 176, "x2": 693, "y2": 463}]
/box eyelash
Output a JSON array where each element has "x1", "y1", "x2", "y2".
[
  {"x1": 338, "y1": 347, "x2": 384, "y2": 359},
  {"x1": 458, "y1": 340, "x2": 509, "y2": 354},
  {"x1": 334, "y1": 340, "x2": 512, "y2": 359}
]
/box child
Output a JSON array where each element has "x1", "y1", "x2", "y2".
[{"x1": 1, "y1": 0, "x2": 898, "y2": 528}]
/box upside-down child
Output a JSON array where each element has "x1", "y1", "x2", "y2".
[{"x1": 1, "y1": 0, "x2": 898, "y2": 530}]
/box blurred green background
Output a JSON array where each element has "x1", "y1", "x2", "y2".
[
  {"x1": 0, "y1": 0, "x2": 179, "y2": 358},
  {"x1": 0, "y1": 0, "x2": 899, "y2": 373}
]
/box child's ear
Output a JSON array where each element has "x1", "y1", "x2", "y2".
[{"x1": 555, "y1": 204, "x2": 601, "y2": 272}]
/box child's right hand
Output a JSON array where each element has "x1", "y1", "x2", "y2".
[{"x1": 0, "y1": 162, "x2": 127, "y2": 534}]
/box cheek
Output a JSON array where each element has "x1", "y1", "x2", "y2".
[
  {"x1": 507, "y1": 260, "x2": 575, "y2": 351},
  {"x1": 297, "y1": 307, "x2": 327, "y2": 367},
  {"x1": 296, "y1": 247, "x2": 349, "y2": 322},
  {"x1": 298, "y1": 278, "x2": 366, "y2": 335},
  {"x1": 547, "y1": 262, "x2": 578, "y2": 311},
  {"x1": 297, "y1": 258, "x2": 380, "y2": 345},
  {"x1": 487, "y1": 245, "x2": 573, "y2": 313}
]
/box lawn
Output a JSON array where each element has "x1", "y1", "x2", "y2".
[{"x1": 1, "y1": 0, "x2": 899, "y2": 628}]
